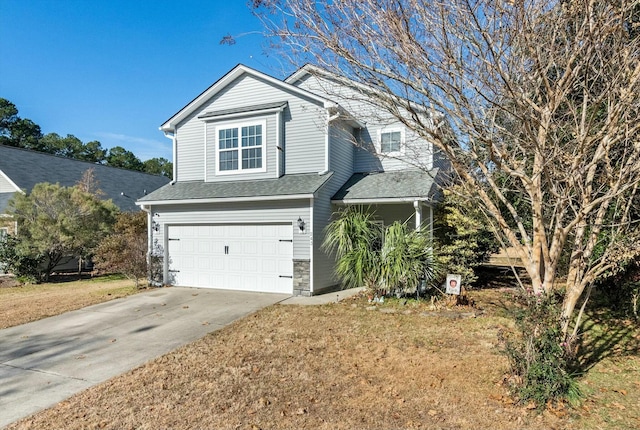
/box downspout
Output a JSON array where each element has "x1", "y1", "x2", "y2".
[
  {"x1": 203, "y1": 123, "x2": 208, "y2": 181},
  {"x1": 309, "y1": 196, "x2": 314, "y2": 294},
  {"x1": 276, "y1": 109, "x2": 282, "y2": 177},
  {"x1": 139, "y1": 204, "x2": 153, "y2": 284},
  {"x1": 320, "y1": 110, "x2": 341, "y2": 175},
  {"x1": 163, "y1": 131, "x2": 177, "y2": 183}
]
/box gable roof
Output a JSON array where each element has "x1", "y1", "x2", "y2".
[
  {"x1": 137, "y1": 173, "x2": 332, "y2": 205},
  {"x1": 0, "y1": 145, "x2": 170, "y2": 212},
  {"x1": 160, "y1": 64, "x2": 338, "y2": 133},
  {"x1": 332, "y1": 169, "x2": 439, "y2": 203},
  {"x1": 286, "y1": 64, "x2": 441, "y2": 121}
]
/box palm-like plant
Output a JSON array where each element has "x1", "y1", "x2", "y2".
[
  {"x1": 322, "y1": 206, "x2": 382, "y2": 289},
  {"x1": 380, "y1": 222, "x2": 439, "y2": 296},
  {"x1": 323, "y1": 207, "x2": 439, "y2": 295}
]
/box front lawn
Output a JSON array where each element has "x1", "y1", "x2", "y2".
[
  {"x1": 7, "y1": 288, "x2": 639, "y2": 430},
  {"x1": 0, "y1": 275, "x2": 140, "y2": 329}
]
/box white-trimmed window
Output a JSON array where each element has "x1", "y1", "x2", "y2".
[
  {"x1": 378, "y1": 128, "x2": 405, "y2": 155},
  {"x1": 215, "y1": 120, "x2": 267, "y2": 174}
]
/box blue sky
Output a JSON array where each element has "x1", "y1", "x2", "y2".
[{"x1": 0, "y1": 0, "x2": 287, "y2": 161}]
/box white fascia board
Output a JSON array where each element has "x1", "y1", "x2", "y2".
[
  {"x1": 136, "y1": 193, "x2": 315, "y2": 207},
  {"x1": 160, "y1": 64, "x2": 334, "y2": 132},
  {"x1": 332, "y1": 197, "x2": 431, "y2": 205},
  {"x1": 285, "y1": 64, "x2": 316, "y2": 84}
]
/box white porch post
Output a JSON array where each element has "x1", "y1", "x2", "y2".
[
  {"x1": 428, "y1": 206, "x2": 434, "y2": 241},
  {"x1": 413, "y1": 200, "x2": 422, "y2": 231}
]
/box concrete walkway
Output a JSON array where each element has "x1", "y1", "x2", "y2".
[{"x1": 0, "y1": 286, "x2": 363, "y2": 428}]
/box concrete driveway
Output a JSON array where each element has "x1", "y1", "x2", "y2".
[{"x1": 0, "y1": 287, "x2": 289, "y2": 428}]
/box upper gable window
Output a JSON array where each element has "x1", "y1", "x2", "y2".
[
  {"x1": 215, "y1": 120, "x2": 267, "y2": 175},
  {"x1": 378, "y1": 128, "x2": 405, "y2": 155}
]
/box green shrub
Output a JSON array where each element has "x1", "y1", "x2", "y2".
[
  {"x1": 595, "y1": 258, "x2": 640, "y2": 319},
  {"x1": 323, "y1": 207, "x2": 439, "y2": 295},
  {"x1": 433, "y1": 186, "x2": 499, "y2": 287},
  {"x1": 0, "y1": 234, "x2": 42, "y2": 283},
  {"x1": 322, "y1": 206, "x2": 382, "y2": 290},
  {"x1": 499, "y1": 290, "x2": 581, "y2": 407},
  {"x1": 379, "y1": 221, "x2": 439, "y2": 296}
]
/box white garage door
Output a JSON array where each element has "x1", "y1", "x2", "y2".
[{"x1": 166, "y1": 224, "x2": 293, "y2": 294}]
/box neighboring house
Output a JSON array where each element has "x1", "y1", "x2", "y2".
[
  {"x1": 0, "y1": 145, "x2": 170, "y2": 268},
  {"x1": 137, "y1": 64, "x2": 448, "y2": 296}
]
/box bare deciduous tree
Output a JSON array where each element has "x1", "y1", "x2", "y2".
[
  {"x1": 76, "y1": 168, "x2": 105, "y2": 198},
  {"x1": 254, "y1": 0, "x2": 640, "y2": 335}
]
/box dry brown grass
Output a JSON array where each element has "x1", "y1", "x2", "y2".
[
  {"x1": 0, "y1": 275, "x2": 139, "y2": 329},
  {"x1": 4, "y1": 285, "x2": 639, "y2": 429},
  {"x1": 6, "y1": 288, "x2": 637, "y2": 430}
]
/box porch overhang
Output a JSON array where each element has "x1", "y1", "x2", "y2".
[{"x1": 331, "y1": 169, "x2": 438, "y2": 205}]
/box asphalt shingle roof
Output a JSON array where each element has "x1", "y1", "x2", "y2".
[
  {"x1": 332, "y1": 169, "x2": 439, "y2": 201},
  {"x1": 138, "y1": 172, "x2": 333, "y2": 203},
  {"x1": 198, "y1": 101, "x2": 288, "y2": 119},
  {"x1": 0, "y1": 145, "x2": 170, "y2": 212}
]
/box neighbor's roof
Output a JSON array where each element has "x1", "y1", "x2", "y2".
[
  {"x1": 332, "y1": 169, "x2": 439, "y2": 203},
  {"x1": 0, "y1": 145, "x2": 170, "y2": 212},
  {"x1": 137, "y1": 172, "x2": 333, "y2": 205}
]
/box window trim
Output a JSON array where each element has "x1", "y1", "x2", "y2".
[
  {"x1": 214, "y1": 119, "x2": 267, "y2": 175},
  {"x1": 377, "y1": 127, "x2": 405, "y2": 156}
]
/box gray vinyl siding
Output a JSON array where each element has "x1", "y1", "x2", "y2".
[
  {"x1": 358, "y1": 125, "x2": 433, "y2": 172},
  {"x1": 433, "y1": 146, "x2": 451, "y2": 172},
  {"x1": 374, "y1": 204, "x2": 417, "y2": 227},
  {"x1": 311, "y1": 183, "x2": 339, "y2": 292},
  {"x1": 293, "y1": 74, "x2": 435, "y2": 173},
  {"x1": 174, "y1": 74, "x2": 326, "y2": 182},
  {"x1": 150, "y1": 199, "x2": 312, "y2": 263},
  {"x1": 175, "y1": 113, "x2": 205, "y2": 181},
  {"x1": 283, "y1": 103, "x2": 326, "y2": 174},
  {"x1": 310, "y1": 146, "x2": 359, "y2": 292},
  {"x1": 328, "y1": 121, "x2": 355, "y2": 188}
]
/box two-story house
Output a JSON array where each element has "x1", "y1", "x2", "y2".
[{"x1": 137, "y1": 64, "x2": 445, "y2": 296}]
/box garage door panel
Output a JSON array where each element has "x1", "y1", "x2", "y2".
[
  {"x1": 277, "y1": 258, "x2": 291, "y2": 273},
  {"x1": 261, "y1": 241, "x2": 276, "y2": 255},
  {"x1": 242, "y1": 241, "x2": 259, "y2": 255},
  {"x1": 260, "y1": 257, "x2": 278, "y2": 274},
  {"x1": 167, "y1": 224, "x2": 293, "y2": 294},
  {"x1": 227, "y1": 256, "x2": 243, "y2": 272}
]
